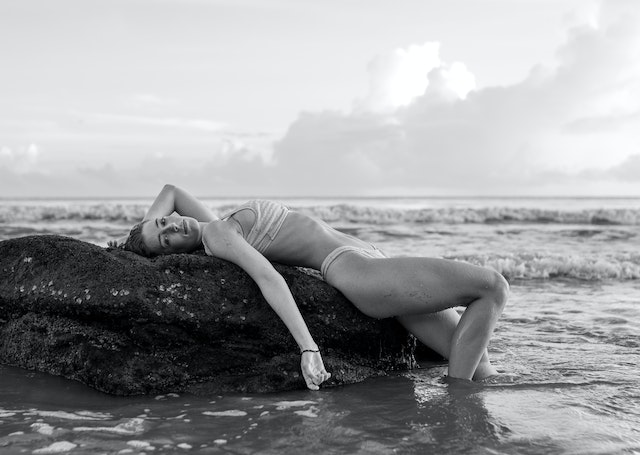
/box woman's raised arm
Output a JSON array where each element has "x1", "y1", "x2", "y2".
[
  {"x1": 142, "y1": 184, "x2": 217, "y2": 222},
  {"x1": 108, "y1": 184, "x2": 216, "y2": 248}
]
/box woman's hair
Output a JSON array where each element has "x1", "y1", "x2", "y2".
[{"x1": 123, "y1": 221, "x2": 154, "y2": 257}]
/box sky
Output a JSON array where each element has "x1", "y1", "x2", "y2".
[{"x1": 1, "y1": 0, "x2": 639, "y2": 198}]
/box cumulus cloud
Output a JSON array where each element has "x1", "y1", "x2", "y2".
[
  {"x1": 271, "y1": 0, "x2": 640, "y2": 195},
  {"x1": 355, "y1": 42, "x2": 476, "y2": 113}
]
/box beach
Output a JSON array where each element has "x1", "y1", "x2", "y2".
[{"x1": 1, "y1": 196, "x2": 639, "y2": 454}]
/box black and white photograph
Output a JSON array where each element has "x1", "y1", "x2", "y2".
[{"x1": 1, "y1": 0, "x2": 639, "y2": 453}]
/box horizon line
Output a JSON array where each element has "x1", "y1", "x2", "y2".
[{"x1": 2, "y1": 194, "x2": 640, "y2": 201}]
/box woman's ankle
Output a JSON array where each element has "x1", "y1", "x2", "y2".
[{"x1": 473, "y1": 362, "x2": 498, "y2": 381}]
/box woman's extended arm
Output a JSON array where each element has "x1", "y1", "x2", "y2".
[
  {"x1": 203, "y1": 221, "x2": 331, "y2": 390},
  {"x1": 142, "y1": 184, "x2": 216, "y2": 222}
]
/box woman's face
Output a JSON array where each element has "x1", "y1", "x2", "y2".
[{"x1": 140, "y1": 215, "x2": 202, "y2": 255}]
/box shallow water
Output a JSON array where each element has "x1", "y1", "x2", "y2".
[{"x1": 2, "y1": 281, "x2": 639, "y2": 454}]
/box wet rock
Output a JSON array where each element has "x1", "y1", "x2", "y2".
[{"x1": 0, "y1": 235, "x2": 417, "y2": 395}]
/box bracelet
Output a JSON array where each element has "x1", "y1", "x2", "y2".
[{"x1": 300, "y1": 349, "x2": 320, "y2": 355}]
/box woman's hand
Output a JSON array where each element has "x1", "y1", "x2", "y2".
[
  {"x1": 301, "y1": 351, "x2": 331, "y2": 390},
  {"x1": 107, "y1": 235, "x2": 128, "y2": 248}
]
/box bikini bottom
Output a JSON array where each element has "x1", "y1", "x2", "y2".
[{"x1": 320, "y1": 245, "x2": 387, "y2": 281}]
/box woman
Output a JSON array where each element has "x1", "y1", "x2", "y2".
[{"x1": 111, "y1": 184, "x2": 509, "y2": 390}]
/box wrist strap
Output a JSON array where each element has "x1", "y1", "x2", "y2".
[{"x1": 300, "y1": 349, "x2": 319, "y2": 355}]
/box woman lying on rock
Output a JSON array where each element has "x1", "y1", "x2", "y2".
[{"x1": 110, "y1": 184, "x2": 509, "y2": 390}]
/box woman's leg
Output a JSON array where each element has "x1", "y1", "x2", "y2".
[
  {"x1": 397, "y1": 310, "x2": 498, "y2": 380},
  {"x1": 326, "y1": 255, "x2": 509, "y2": 380}
]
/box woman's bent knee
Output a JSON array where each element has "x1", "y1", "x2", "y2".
[{"x1": 485, "y1": 271, "x2": 509, "y2": 310}]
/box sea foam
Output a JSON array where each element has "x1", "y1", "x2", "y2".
[
  {"x1": 1, "y1": 202, "x2": 639, "y2": 225},
  {"x1": 463, "y1": 252, "x2": 640, "y2": 281}
]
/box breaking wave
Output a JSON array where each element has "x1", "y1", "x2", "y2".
[
  {"x1": 456, "y1": 252, "x2": 640, "y2": 281},
  {"x1": 299, "y1": 205, "x2": 640, "y2": 226},
  {"x1": 2, "y1": 202, "x2": 640, "y2": 226},
  {"x1": 0, "y1": 203, "x2": 148, "y2": 224}
]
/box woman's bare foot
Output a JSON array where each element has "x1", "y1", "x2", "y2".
[{"x1": 472, "y1": 361, "x2": 498, "y2": 381}]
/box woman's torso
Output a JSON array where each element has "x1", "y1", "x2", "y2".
[{"x1": 223, "y1": 200, "x2": 372, "y2": 270}]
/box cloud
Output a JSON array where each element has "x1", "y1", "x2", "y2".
[
  {"x1": 355, "y1": 42, "x2": 476, "y2": 113},
  {"x1": 0, "y1": 144, "x2": 41, "y2": 174},
  {"x1": 269, "y1": 0, "x2": 640, "y2": 195},
  {"x1": 2, "y1": 0, "x2": 638, "y2": 198},
  {"x1": 80, "y1": 112, "x2": 227, "y2": 133},
  {"x1": 604, "y1": 154, "x2": 640, "y2": 181},
  {"x1": 65, "y1": 110, "x2": 276, "y2": 159},
  {"x1": 563, "y1": 110, "x2": 640, "y2": 133}
]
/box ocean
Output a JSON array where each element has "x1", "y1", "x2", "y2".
[{"x1": 1, "y1": 196, "x2": 639, "y2": 454}]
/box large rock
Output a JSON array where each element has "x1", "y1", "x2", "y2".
[{"x1": 0, "y1": 235, "x2": 418, "y2": 395}]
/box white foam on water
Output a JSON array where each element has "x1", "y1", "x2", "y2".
[
  {"x1": 300, "y1": 205, "x2": 640, "y2": 226},
  {"x1": 4, "y1": 199, "x2": 638, "y2": 225},
  {"x1": 29, "y1": 410, "x2": 111, "y2": 421},
  {"x1": 479, "y1": 253, "x2": 640, "y2": 281},
  {"x1": 75, "y1": 410, "x2": 112, "y2": 419},
  {"x1": 294, "y1": 407, "x2": 319, "y2": 418},
  {"x1": 274, "y1": 400, "x2": 316, "y2": 410},
  {"x1": 127, "y1": 440, "x2": 152, "y2": 449},
  {"x1": 2, "y1": 408, "x2": 29, "y2": 413},
  {"x1": 202, "y1": 410, "x2": 247, "y2": 417},
  {"x1": 73, "y1": 417, "x2": 146, "y2": 435},
  {"x1": 31, "y1": 422, "x2": 55, "y2": 435},
  {"x1": 33, "y1": 441, "x2": 78, "y2": 454}
]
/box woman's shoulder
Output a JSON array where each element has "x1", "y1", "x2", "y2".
[
  {"x1": 202, "y1": 220, "x2": 243, "y2": 254},
  {"x1": 203, "y1": 219, "x2": 241, "y2": 238}
]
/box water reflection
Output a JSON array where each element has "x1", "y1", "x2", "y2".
[
  {"x1": 408, "y1": 370, "x2": 511, "y2": 453},
  {"x1": 2, "y1": 354, "x2": 640, "y2": 454}
]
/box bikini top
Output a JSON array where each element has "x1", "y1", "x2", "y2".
[{"x1": 204, "y1": 199, "x2": 290, "y2": 255}]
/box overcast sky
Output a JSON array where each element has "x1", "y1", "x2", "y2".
[{"x1": 1, "y1": 0, "x2": 639, "y2": 198}]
